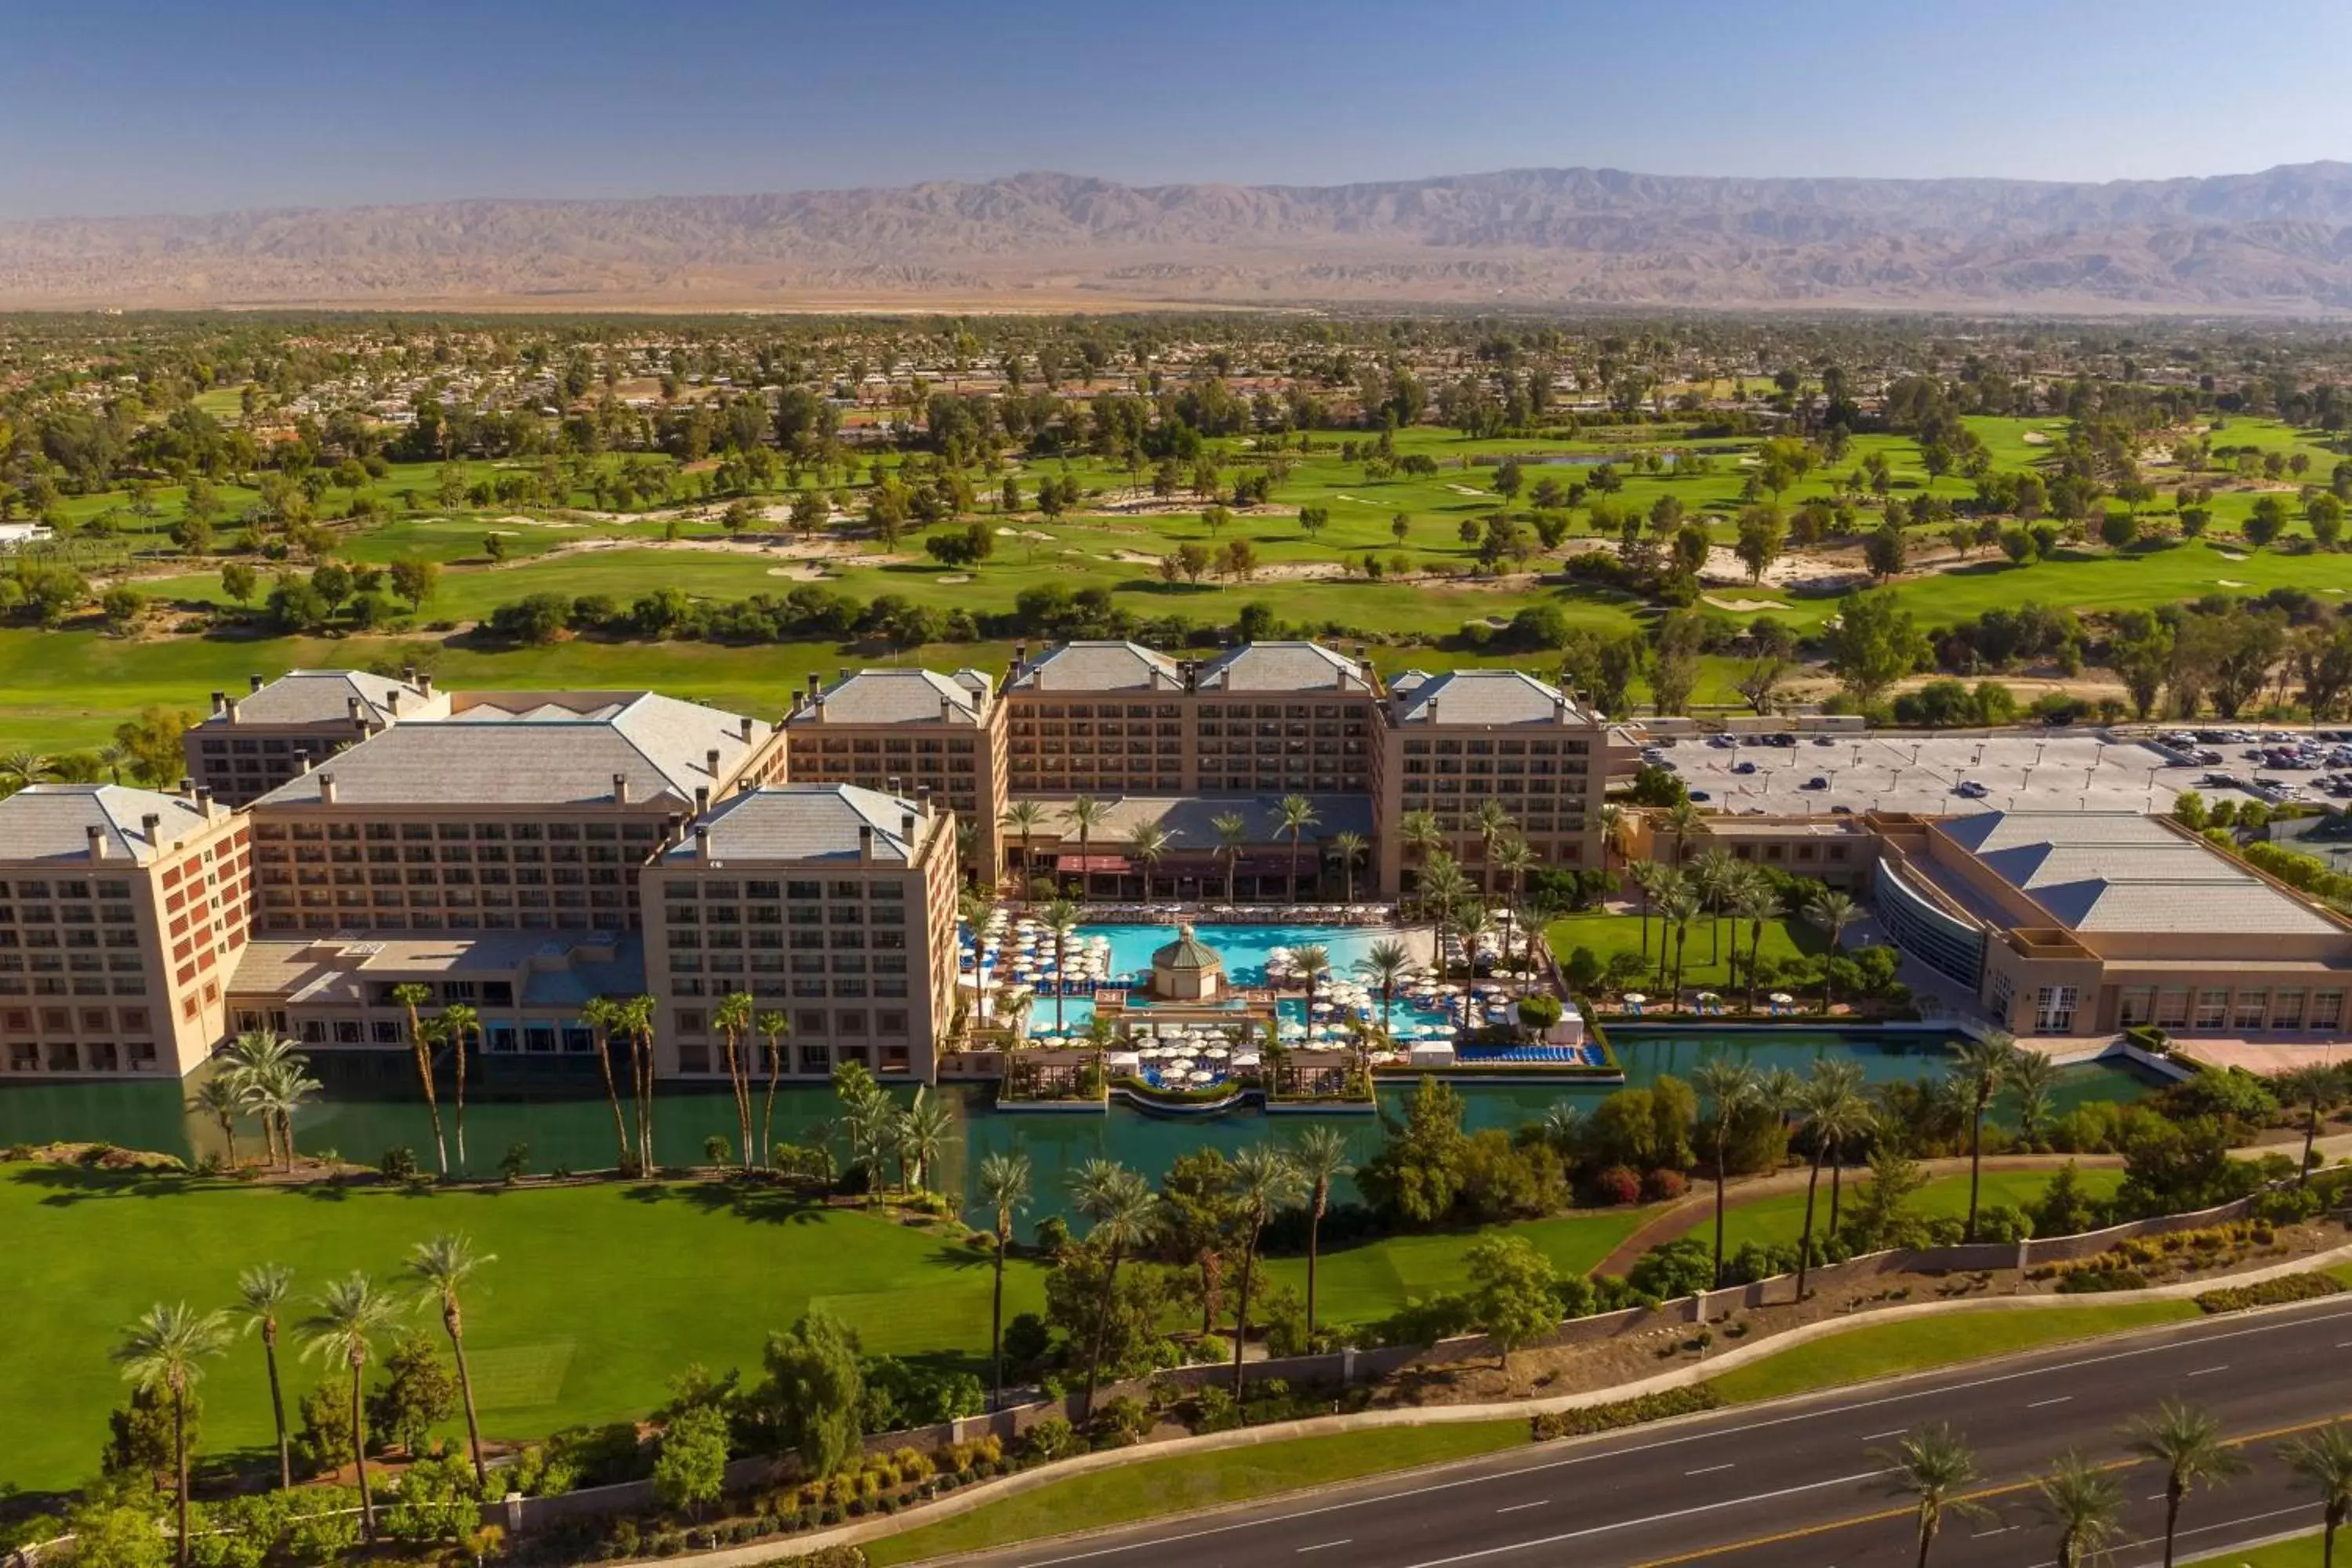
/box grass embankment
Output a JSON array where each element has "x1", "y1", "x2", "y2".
[
  {"x1": 1544, "y1": 911, "x2": 1820, "y2": 994},
  {"x1": 2186, "y1": 1531, "x2": 2327, "y2": 1566},
  {"x1": 0, "y1": 1166, "x2": 1048, "y2": 1494},
  {"x1": 862, "y1": 1421, "x2": 1528, "y2": 1566},
  {"x1": 1713, "y1": 1167, "x2": 2127, "y2": 1257},
  {"x1": 1269, "y1": 1207, "x2": 1653, "y2": 1324},
  {"x1": 1705, "y1": 1301, "x2": 2198, "y2": 1403}
]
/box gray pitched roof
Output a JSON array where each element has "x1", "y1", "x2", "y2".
[
  {"x1": 0, "y1": 785, "x2": 220, "y2": 866},
  {"x1": 666, "y1": 784, "x2": 931, "y2": 865},
  {"x1": 1008, "y1": 641, "x2": 1183, "y2": 693},
  {"x1": 1939, "y1": 811, "x2": 2339, "y2": 935},
  {"x1": 252, "y1": 691, "x2": 759, "y2": 808},
  {"x1": 1390, "y1": 668, "x2": 1589, "y2": 728},
  {"x1": 789, "y1": 668, "x2": 986, "y2": 727},
  {"x1": 1195, "y1": 641, "x2": 1370, "y2": 693},
  {"x1": 199, "y1": 669, "x2": 425, "y2": 727}
]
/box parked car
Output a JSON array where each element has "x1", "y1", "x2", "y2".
[
  {"x1": 1802, "y1": 775, "x2": 1831, "y2": 790},
  {"x1": 1688, "y1": 789, "x2": 1713, "y2": 801},
  {"x1": 1953, "y1": 780, "x2": 1990, "y2": 799},
  {"x1": 1732, "y1": 760, "x2": 1759, "y2": 775}
]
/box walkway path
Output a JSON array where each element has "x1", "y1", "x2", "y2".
[{"x1": 1590, "y1": 1151, "x2": 2118, "y2": 1276}]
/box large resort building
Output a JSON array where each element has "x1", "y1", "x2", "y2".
[{"x1": 7, "y1": 642, "x2": 2352, "y2": 1087}]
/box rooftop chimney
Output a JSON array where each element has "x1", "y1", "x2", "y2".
[
  {"x1": 739, "y1": 716, "x2": 754, "y2": 742},
  {"x1": 806, "y1": 673, "x2": 821, "y2": 699},
  {"x1": 194, "y1": 785, "x2": 214, "y2": 818},
  {"x1": 706, "y1": 747, "x2": 722, "y2": 777},
  {"x1": 297, "y1": 753, "x2": 314, "y2": 774},
  {"x1": 858, "y1": 824, "x2": 875, "y2": 862},
  {"x1": 316, "y1": 773, "x2": 337, "y2": 805},
  {"x1": 404, "y1": 664, "x2": 417, "y2": 683},
  {"x1": 223, "y1": 698, "x2": 241, "y2": 724},
  {"x1": 693, "y1": 825, "x2": 710, "y2": 860},
  {"x1": 140, "y1": 812, "x2": 162, "y2": 844},
  {"x1": 387, "y1": 691, "x2": 402, "y2": 716},
  {"x1": 210, "y1": 690, "x2": 227, "y2": 716},
  {"x1": 695, "y1": 785, "x2": 710, "y2": 815},
  {"x1": 887, "y1": 775, "x2": 902, "y2": 796},
  {"x1": 348, "y1": 697, "x2": 365, "y2": 724},
  {"x1": 249, "y1": 673, "x2": 265, "y2": 693},
  {"x1": 900, "y1": 812, "x2": 917, "y2": 844},
  {"x1": 177, "y1": 775, "x2": 193, "y2": 795},
  {"x1": 417, "y1": 673, "x2": 435, "y2": 698},
  {"x1": 614, "y1": 772, "x2": 631, "y2": 806},
  {"x1": 939, "y1": 697, "x2": 953, "y2": 723},
  {"x1": 813, "y1": 694, "x2": 826, "y2": 722},
  {"x1": 86, "y1": 825, "x2": 110, "y2": 861}
]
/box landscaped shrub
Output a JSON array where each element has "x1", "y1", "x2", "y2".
[
  {"x1": 2055, "y1": 1265, "x2": 2151, "y2": 1294},
  {"x1": 1593, "y1": 1165, "x2": 1642, "y2": 1206},
  {"x1": 1529, "y1": 1385, "x2": 1722, "y2": 1440},
  {"x1": 2194, "y1": 1271, "x2": 2346, "y2": 1314},
  {"x1": 1020, "y1": 1417, "x2": 1083, "y2": 1462},
  {"x1": 1642, "y1": 1167, "x2": 1689, "y2": 1201},
  {"x1": 1628, "y1": 1236, "x2": 1715, "y2": 1300},
  {"x1": 1090, "y1": 1396, "x2": 1151, "y2": 1448}
]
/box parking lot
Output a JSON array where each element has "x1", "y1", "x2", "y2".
[{"x1": 1642, "y1": 731, "x2": 2263, "y2": 818}]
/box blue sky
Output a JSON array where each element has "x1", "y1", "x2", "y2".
[{"x1": 3, "y1": 0, "x2": 2349, "y2": 218}]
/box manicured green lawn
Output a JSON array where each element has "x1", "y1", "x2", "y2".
[
  {"x1": 862, "y1": 1421, "x2": 1528, "y2": 1566},
  {"x1": 1269, "y1": 1207, "x2": 1654, "y2": 1324},
  {"x1": 2186, "y1": 1530, "x2": 2326, "y2": 1566},
  {"x1": 0, "y1": 1166, "x2": 1047, "y2": 1495},
  {"x1": 1545, "y1": 910, "x2": 1820, "y2": 994},
  {"x1": 1712, "y1": 1168, "x2": 2126, "y2": 1258},
  {"x1": 1705, "y1": 1301, "x2": 2197, "y2": 1404}
]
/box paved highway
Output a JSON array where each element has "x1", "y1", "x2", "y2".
[{"x1": 945, "y1": 1296, "x2": 2352, "y2": 1568}]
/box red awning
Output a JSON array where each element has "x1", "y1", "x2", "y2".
[{"x1": 1056, "y1": 855, "x2": 1131, "y2": 873}]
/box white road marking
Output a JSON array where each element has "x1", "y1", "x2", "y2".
[
  {"x1": 1494, "y1": 1501, "x2": 1548, "y2": 1515},
  {"x1": 2187, "y1": 1365, "x2": 2230, "y2": 1377},
  {"x1": 1296, "y1": 1542, "x2": 1351, "y2": 1555},
  {"x1": 1862, "y1": 1428, "x2": 1907, "y2": 1440},
  {"x1": 1685, "y1": 1463, "x2": 1736, "y2": 1475},
  {"x1": 2027, "y1": 1396, "x2": 2072, "y2": 1408},
  {"x1": 1389, "y1": 1471, "x2": 1892, "y2": 1568},
  {"x1": 1973, "y1": 1525, "x2": 2013, "y2": 1538}
]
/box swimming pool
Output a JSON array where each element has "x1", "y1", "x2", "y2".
[{"x1": 993, "y1": 923, "x2": 1464, "y2": 1042}]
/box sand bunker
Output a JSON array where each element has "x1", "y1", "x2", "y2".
[
  {"x1": 2216, "y1": 579, "x2": 2249, "y2": 588},
  {"x1": 1704, "y1": 595, "x2": 1789, "y2": 613},
  {"x1": 765, "y1": 564, "x2": 833, "y2": 581},
  {"x1": 934, "y1": 573, "x2": 972, "y2": 584},
  {"x1": 995, "y1": 527, "x2": 1054, "y2": 541},
  {"x1": 2022, "y1": 431, "x2": 2052, "y2": 445}
]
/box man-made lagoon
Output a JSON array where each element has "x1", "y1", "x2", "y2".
[{"x1": 0, "y1": 1029, "x2": 2154, "y2": 1224}]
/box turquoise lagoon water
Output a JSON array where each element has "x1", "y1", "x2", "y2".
[{"x1": 1, "y1": 1028, "x2": 2156, "y2": 1226}]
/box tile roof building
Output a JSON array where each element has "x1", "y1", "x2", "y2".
[{"x1": 1871, "y1": 811, "x2": 2352, "y2": 1036}]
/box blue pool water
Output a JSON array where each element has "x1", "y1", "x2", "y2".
[{"x1": 1001, "y1": 924, "x2": 1461, "y2": 1040}]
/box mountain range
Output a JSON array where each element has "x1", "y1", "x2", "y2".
[{"x1": 10, "y1": 163, "x2": 2352, "y2": 313}]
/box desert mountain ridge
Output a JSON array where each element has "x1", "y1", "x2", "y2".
[{"x1": 11, "y1": 162, "x2": 2352, "y2": 313}]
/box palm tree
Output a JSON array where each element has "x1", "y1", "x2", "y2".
[
  {"x1": 1814, "y1": 1057, "x2": 1871, "y2": 1234},
  {"x1": 2126, "y1": 1400, "x2": 2249, "y2": 1568},
  {"x1": 390, "y1": 982, "x2": 448, "y2": 1175},
  {"x1": 1063, "y1": 796, "x2": 1109, "y2": 904},
  {"x1": 1069, "y1": 1160, "x2": 1156, "y2": 1421},
  {"x1": 757, "y1": 1011, "x2": 790, "y2": 1166},
  {"x1": 1356, "y1": 939, "x2": 1414, "y2": 1040},
  {"x1": 1420, "y1": 855, "x2": 1472, "y2": 978},
  {"x1": 1949, "y1": 1033, "x2": 2016, "y2": 1242},
  {"x1": 1278, "y1": 794, "x2": 1319, "y2": 903},
  {"x1": 1627, "y1": 858, "x2": 1664, "y2": 960},
  {"x1": 406, "y1": 1234, "x2": 495, "y2": 1487},
  {"x1": 231, "y1": 1038, "x2": 321, "y2": 1172},
  {"x1": 1228, "y1": 1145, "x2": 1305, "y2": 1397},
  {"x1": 1126, "y1": 819, "x2": 1170, "y2": 900},
  {"x1": 302, "y1": 1273, "x2": 402, "y2": 1537},
  {"x1": 1043, "y1": 898, "x2": 1081, "y2": 1036},
  {"x1": 1691, "y1": 1056, "x2": 1757, "y2": 1287},
  {"x1": 1599, "y1": 801, "x2": 1626, "y2": 873},
  {"x1": 1796, "y1": 1065, "x2": 1873, "y2": 1297},
  {"x1": 1875, "y1": 1424, "x2": 1989, "y2": 1568},
  {"x1": 1000, "y1": 799, "x2": 1050, "y2": 896},
  {"x1": 1293, "y1": 944, "x2": 1331, "y2": 1025},
  {"x1": 1473, "y1": 800, "x2": 1515, "y2": 899},
  {"x1": 1290, "y1": 1127, "x2": 1352, "y2": 1339},
  {"x1": 1689, "y1": 847, "x2": 1740, "y2": 967},
  {"x1": 895, "y1": 1086, "x2": 953, "y2": 1192},
  {"x1": 1493, "y1": 837, "x2": 1536, "y2": 985},
  {"x1": 1661, "y1": 797, "x2": 1705, "y2": 865},
  {"x1": 1398, "y1": 808, "x2": 1443, "y2": 909},
  {"x1": 619, "y1": 994, "x2": 659, "y2": 1175},
  {"x1": 235, "y1": 1263, "x2": 297, "y2": 1491},
  {"x1": 2283, "y1": 1424, "x2": 2352, "y2": 1568},
  {"x1": 713, "y1": 991, "x2": 756, "y2": 1174},
  {"x1": 2006, "y1": 1048, "x2": 2060, "y2": 1152},
  {"x1": 1328, "y1": 830, "x2": 1369, "y2": 905},
  {"x1": 1211, "y1": 811, "x2": 1248, "y2": 905},
  {"x1": 2274, "y1": 1064, "x2": 2347, "y2": 1185},
  {"x1": 1802, "y1": 889, "x2": 1861, "y2": 1013},
  {"x1": 115, "y1": 1302, "x2": 231, "y2": 1568},
  {"x1": 579, "y1": 997, "x2": 634, "y2": 1174},
  {"x1": 188, "y1": 1073, "x2": 245, "y2": 1167},
  {"x1": 437, "y1": 1003, "x2": 480, "y2": 1171},
  {"x1": 1730, "y1": 878, "x2": 1781, "y2": 1011},
  {"x1": 0, "y1": 748, "x2": 55, "y2": 794},
  {"x1": 974, "y1": 1150, "x2": 1033, "y2": 1411},
  {"x1": 2035, "y1": 1450, "x2": 2123, "y2": 1568},
  {"x1": 1656, "y1": 883, "x2": 1700, "y2": 998}
]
